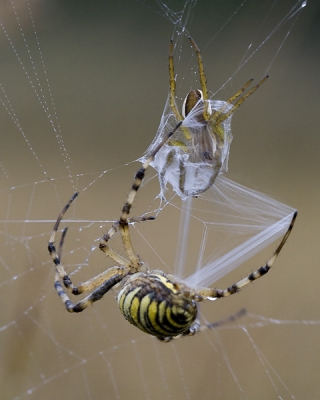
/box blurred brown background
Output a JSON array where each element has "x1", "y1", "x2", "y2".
[{"x1": 1, "y1": 0, "x2": 319, "y2": 399}]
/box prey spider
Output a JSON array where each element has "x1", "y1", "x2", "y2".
[
  {"x1": 150, "y1": 37, "x2": 269, "y2": 197},
  {"x1": 48, "y1": 118, "x2": 297, "y2": 343}
]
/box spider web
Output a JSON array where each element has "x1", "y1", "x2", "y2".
[{"x1": 1, "y1": 1, "x2": 320, "y2": 399}]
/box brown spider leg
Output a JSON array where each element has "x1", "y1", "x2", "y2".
[
  {"x1": 188, "y1": 37, "x2": 263, "y2": 125},
  {"x1": 169, "y1": 38, "x2": 182, "y2": 122},
  {"x1": 169, "y1": 39, "x2": 192, "y2": 141},
  {"x1": 100, "y1": 121, "x2": 183, "y2": 268},
  {"x1": 215, "y1": 75, "x2": 269, "y2": 125},
  {"x1": 197, "y1": 211, "x2": 297, "y2": 299},
  {"x1": 188, "y1": 36, "x2": 209, "y2": 101},
  {"x1": 210, "y1": 78, "x2": 254, "y2": 123},
  {"x1": 188, "y1": 36, "x2": 212, "y2": 123},
  {"x1": 226, "y1": 78, "x2": 254, "y2": 104}
]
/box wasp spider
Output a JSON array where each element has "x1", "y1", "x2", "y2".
[
  {"x1": 48, "y1": 38, "x2": 297, "y2": 342},
  {"x1": 48, "y1": 133, "x2": 297, "y2": 341}
]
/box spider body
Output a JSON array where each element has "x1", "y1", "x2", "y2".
[
  {"x1": 118, "y1": 271, "x2": 198, "y2": 340},
  {"x1": 48, "y1": 37, "x2": 297, "y2": 342},
  {"x1": 150, "y1": 37, "x2": 268, "y2": 198}
]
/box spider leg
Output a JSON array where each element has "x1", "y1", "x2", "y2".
[
  {"x1": 210, "y1": 78, "x2": 253, "y2": 123},
  {"x1": 158, "y1": 146, "x2": 188, "y2": 195},
  {"x1": 50, "y1": 119, "x2": 182, "y2": 309},
  {"x1": 197, "y1": 211, "x2": 297, "y2": 299},
  {"x1": 188, "y1": 36, "x2": 208, "y2": 101},
  {"x1": 48, "y1": 194, "x2": 129, "y2": 283},
  {"x1": 157, "y1": 319, "x2": 201, "y2": 342},
  {"x1": 48, "y1": 196, "x2": 81, "y2": 293},
  {"x1": 169, "y1": 39, "x2": 192, "y2": 141},
  {"x1": 54, "y1": 270, "x2": 125, "y2": 313},
  {"x1": 226, "y1": 78, "x2": 254, "y2": 104},
  {"x1": 188, "y1": 36, "x2": 212, "y2": 123},
  {"x1": 114, "y1": 121, "x2": 182, "y2": 268},
  {"x1": 183, "y1": 308, "x2": 246, "y2": 337},
  {"x1": 49, "y1": 192, "x2": 79, "y2": 246},
  {"x1": 215, "y1": 75, "x2": 269, "y2": 125},
  {"x1": 57, "y1": 225, "x2": 68, "y2": 260},
  {"x1": 169, "y1": 38, "x2": 183, "y2": 122},
  {"x1": 100, "y1": 221, "x2": 137, "y2": 268},
  {"x1": 49, "y1": 218, "x2": 130, "y2": 312},
  {"x1": 200, "y1": 308, "x2": 247, "y2": 331},
  {"x1": 159, "y1": 308, "x2": 247, "y2": 341}
]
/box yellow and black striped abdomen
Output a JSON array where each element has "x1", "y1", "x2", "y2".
[{"x1": 117, "y1": 272, "x2": 197, "y2": 340}]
